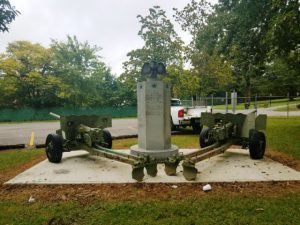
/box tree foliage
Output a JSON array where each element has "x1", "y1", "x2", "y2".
[
  {"x1": 0, "y1": 0, "x2": 19, "y2": 32},
  {"x1": 0, "y1": 41, "x2": 58, "y2": 107},
  {"x1": 0, "y1": 37, "x2": 122, "y2": 107},
  {"x1": 175, "y1": 0, "x2": 300, "y2": 98},
  {"x1": 50, "y1": 36, "x2": 112, "y2": 107},
  {"x1": 119, "y1": 6, "x2": 183, "y2": 100},
  {"x1": 174, "y1": 0, "x2": 233, "y2": 96},
  {"x1": 1, "y1": 1, "x2": 299, "y2": 109},
  {"x1": 262, "y1": 0, "x2": 300, "y2": 97}
]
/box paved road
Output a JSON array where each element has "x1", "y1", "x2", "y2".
[{"x1": 0, "y1": 118, "x2": 138, "y2": 146}]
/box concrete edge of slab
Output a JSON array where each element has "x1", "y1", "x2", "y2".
[{"x1": 5, "y1": 179, "x2": 300, "y2": 185}]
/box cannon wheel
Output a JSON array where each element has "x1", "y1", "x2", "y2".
[
  {"x1": 103, "y1": 130, "x2": 112, "y2": 149},
  {"x1": 199, "y1": 127, "x2": 214, "y2": 148},
  {"x1": 45, "y1": 134, "x2": 63, "y2": 163},
  {"x1": 249, "y1": 129, "x2": 266, "y2": 159}
]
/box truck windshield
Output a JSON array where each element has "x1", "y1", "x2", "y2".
[{"x1": 171, "y1": 99, "x2": 181, "y2": 106}]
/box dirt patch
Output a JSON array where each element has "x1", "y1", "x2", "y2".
[
  {"x1": 265, "y1": 148, "x2": 300, "y2": 171},
  {"x1": 1, "y1": 181, "x2": 300, "y2": 204}
]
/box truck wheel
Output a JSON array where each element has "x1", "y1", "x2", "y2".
[
  {"x1": 199, "y1": 128, "x2": 214, "y2": 148},
  {"x1": 45, "y1": 134, "x2": 63, "y2": 163},
  {"x1": 249, "y1": 129, "x2": 266, "y2": 159},
  {"x1": 171, "y1": 118, "x2": 176, "y2": 131},
  {"x1": 102, "y1": 130, "x2": 112, "y2": 149},
  {"x1": 192, "y1": 123, "x2": 202, "y2": 134}
]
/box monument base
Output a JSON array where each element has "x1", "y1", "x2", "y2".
[{"x1": 130, "y1": 145, "x2": 179, "y2": 160}]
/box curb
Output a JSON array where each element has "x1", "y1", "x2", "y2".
[{"x1": 0, "y1": 144, "x2": 26, "y2": 150}]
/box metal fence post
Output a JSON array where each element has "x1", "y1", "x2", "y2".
[
  {"x1": 231, "y1": 91, "x2": 237, "y2": 113},
  {"x1": 287, "y1": 92, "x2": 289, "y2": 118},
  {"x1": 225, "y1": 92, "x2": 228, "y2": 113}
]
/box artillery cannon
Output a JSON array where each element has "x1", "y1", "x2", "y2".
[
  {"x1": 45, "y1": 113, "x2": 158, "y2": 181},
  {"x1": 182, "y1": 110, "x2": 267, "y2": 180}
]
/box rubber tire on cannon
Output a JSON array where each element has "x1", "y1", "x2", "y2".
[
  {"x1": 45, "y1": 134, "x2": 63, "y2": 163},
  {"x1": 199, "y1": 127, "x2": 215, "y2": 148},
  {"x1": 102, "y1": 129, "x2": 112, "y2": 149},
  {"x1": 249, "y1": 129, "x2": 266, "y2": 159}
]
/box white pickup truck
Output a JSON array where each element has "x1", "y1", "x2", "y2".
[{"x1": 171, "y1": 98, "x2": 211, "y2": 133}]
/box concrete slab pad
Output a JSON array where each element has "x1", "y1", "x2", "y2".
[{"x1": 6, "y1": 149, "x2": 300, "y2": 184}]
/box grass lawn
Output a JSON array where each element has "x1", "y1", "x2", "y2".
[
  {"x1": 0, "y1": 117, "x2": 300, "y2": 225},
  {"x1": 1, "y1": 194, "x2": 300, "y2": 225},
  {"x1": 0, "y1": 149, "x2": 44, "y2": 172},
  {"x1": 113, "y1": 134, "x2": 199, "y2": 149},
  {"x1": 266, "y1": 117, "x2": 300, "y2": 159}
]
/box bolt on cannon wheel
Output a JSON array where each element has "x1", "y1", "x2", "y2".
[
  {"x1": 199, "y1": 127, "x2": 215, "y2": 148},
  {"x1": 102, "y1": 130, "x2": 112, "y2": 149},
  {"x1": 249, "y1": 129, "x2": 266, "y2": 159},
  {"x1": 45, "y1": 134, "x2": 63, "y2": 163}
]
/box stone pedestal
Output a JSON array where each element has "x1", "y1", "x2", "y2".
[{"x1": 130, "y1": 80, "x2": 178, "y2": 159}]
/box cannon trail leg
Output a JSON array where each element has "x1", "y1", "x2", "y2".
[
  {"x1": 132, "y1": 164, "x2": 145, "y2": 181},
  {"x1": 164, "y1": 153, "x2": 183, "y2": 176},
  {"x1": 182, "y1": 160, "x2": 198, "y2": 181},
  {"x1": 182, "y1": 142, "x2": 233, "y2": 181},
  {"x1": 145, "y1": 162, "x2": 158, "y2": 177}
]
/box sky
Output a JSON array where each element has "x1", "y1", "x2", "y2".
[{"x1": 0, "y1": 0, "x2": 215, "y2": 75}]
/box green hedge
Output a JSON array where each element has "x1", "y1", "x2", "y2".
[{"x1": 0, "y1": 106, "x2": 137, "y2": 122}]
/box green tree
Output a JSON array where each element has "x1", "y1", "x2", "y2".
[
  {"x1": 190, "y1": 52, "x2": 233, "y2": 96},
  {"x1": 262, "y1": 54, "x2": 300, "y2": 98},
  {"x1": 0, "y1": 0, "x2": 19, "y2": 32},
  {"x1": 0, "y1": 37, "x2": 119, "y2": 108},
  {"x1": 176, "y1": 0, "x2": 300, "y2": 98},
  {"x1": 136, "y1": 5, "x2": 183, "y2": 64},
  {"x1": 263, "y1": 0, "x2": 300, "y2": 97},
  {"x1": 120, "y1": 6, "x2": 184, "y2": 103},
  {"x1": 173, "y1": 0, "x2": 213, "y2": 37},
  {"x1": 163, "y1": 65, "x2": 200, "y2": 98},
  {"x1": 200, "y1": 0, "x2": 268, "y2": 98},
  {"x1": 50, "y1": 35, "x2": 118, "y2": 107},
  {"x1": 174, "y1": 0, "x2": 233, "y2": 96},
  {"x1": 0, "y1": 41, "x2": 64, "y2": 107}
]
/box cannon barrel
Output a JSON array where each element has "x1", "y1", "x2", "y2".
[{"x1": 49, "y1": 112, "x2": 60, "y2": 119}]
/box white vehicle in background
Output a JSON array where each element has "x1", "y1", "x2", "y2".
[{"x1": 171, "y1": 98, "x2": 211, "y2": 133}]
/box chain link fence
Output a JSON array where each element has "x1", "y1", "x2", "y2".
[{"x1": 180, "y1": 93, "x2": 300, "y2": 116}]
